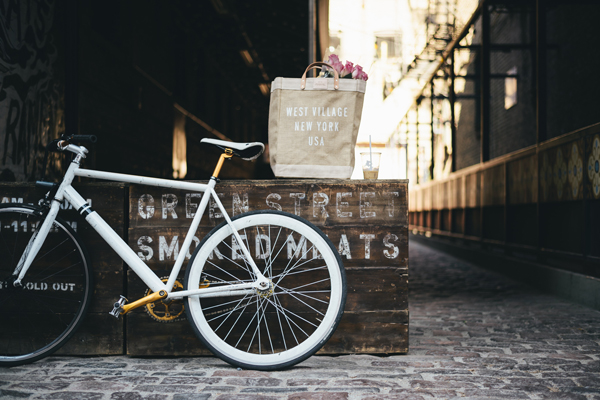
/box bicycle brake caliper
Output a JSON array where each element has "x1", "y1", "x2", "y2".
[{"x1": 109, "y1": 296, "x2": 128, "y2": 319}]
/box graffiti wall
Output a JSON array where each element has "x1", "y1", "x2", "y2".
[{"x1": 0, "y1": 0, "x2": 65, "y2": 181}]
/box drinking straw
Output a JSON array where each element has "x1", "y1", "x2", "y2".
[{"x1": 369, "y1": 135, "x2": 373, "y2": 170}]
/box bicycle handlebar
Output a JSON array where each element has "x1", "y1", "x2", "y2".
[
  {"x1": 68, "y1": 135, "x2": 97, "y2": 144},
  {"x1": 40, "y1": 135, "x2": 97, "y2": 180},
  {"x1": 46, "y1": 135, "x2": 97, "y2": 152}
]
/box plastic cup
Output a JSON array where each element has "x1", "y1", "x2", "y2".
[{"x1": 360, "y1": 152, "x2": 381, "y2": 179}]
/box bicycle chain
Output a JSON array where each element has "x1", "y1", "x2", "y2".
[{"x1": 144, "y1": 276, "x2": 263, "y2": 321}]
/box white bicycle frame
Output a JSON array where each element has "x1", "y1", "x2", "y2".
[{"x1": 13, "y1": 145, "x2": 269, "y2": 301}]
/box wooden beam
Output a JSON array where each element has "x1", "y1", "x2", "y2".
[{"x1": 480, "y1": 4, "x2": 491, "y2": 164}]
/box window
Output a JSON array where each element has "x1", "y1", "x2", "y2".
[
  {"x1": 375, "y1": 34, "x2": 402, "y2": 60},
  {"x1": 505, "y1": 66, "x2": 517, "y2": 109},
  {"x1": 172, "y1": 110, "x2": 187, "y2": 179}
]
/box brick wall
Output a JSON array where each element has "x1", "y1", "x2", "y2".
[
  {"x1": 454, "y1": 4, "x2": 600, "y2": 170},
  {"x1": 489, "y1": 9, "x2": 536, "y2": 159},
  {"x1": 546, "y1": 4, "x2": 600, "y2": 140}
]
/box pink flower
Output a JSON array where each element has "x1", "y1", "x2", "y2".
[
  {"x1": 327, "y1": 54, "x2": 340, "y2": 64},
  {"x1": 352, "y1": 65, "x2": 363, "y2": 79},
  {"x1": 352, "y1": 64, "x2": 369, "y2": 81},
  {"x1": 331, "y1": 61, "x2": 344, "y2": 75},
  {"x1": 341, "y1": 61, "x2": 354, "y2": 77},
  {"x1": 323, "y1": 54, "x2": 342, "y2": 75}
]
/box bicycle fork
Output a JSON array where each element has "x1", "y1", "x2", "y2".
[
  {"x1": 12, "y1": 152, "x2": 84, "y2": 286},
  {"x1": 12, "y1": 201, "x2": 61, "y2": 287}
]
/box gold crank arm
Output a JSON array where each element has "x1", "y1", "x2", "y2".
[{"x1": 120, "y1": 290, "x2": 168, "y2": 315}]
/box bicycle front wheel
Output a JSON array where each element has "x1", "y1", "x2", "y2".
[
  {"x1": 185, "y1": 210, "x2": 346, "y2": 370},
  {"x1": 0, "y1": 204, "x2": 93, "y2": 366}
]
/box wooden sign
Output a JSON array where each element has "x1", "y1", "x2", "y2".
[{"x1": 127, "y1": 179, "x2": 409, "y2": 355}]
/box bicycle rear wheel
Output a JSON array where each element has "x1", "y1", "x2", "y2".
[
  {"x1": 0, "y1": 204, "x2": 93, "y2": 366},
  {"x1": 185, "y1": 210, "x2": 346, "y2": 370}
]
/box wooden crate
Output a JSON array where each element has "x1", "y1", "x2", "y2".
[
  {"x1": 127, "y1": 179, "x2": 408, "y2": 355},
  {"x1": 0, "y1": 183, "x2": 127, "y2": 355}
]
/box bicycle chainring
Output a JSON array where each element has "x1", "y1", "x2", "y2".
[{"x1": 144, "y1": 277, "x2": 185, "y2": 323}]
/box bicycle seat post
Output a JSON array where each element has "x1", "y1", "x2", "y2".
[{"x1": 212, "y1": 148, "x2": 234, "y2": 180}]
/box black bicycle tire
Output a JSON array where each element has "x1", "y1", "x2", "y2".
[
  {"x1": 0, "y1": 204, "x2": 93, "y2": 367},
  {"x1": 184, "y1": 210, "x2": 347, "y2": 370}
]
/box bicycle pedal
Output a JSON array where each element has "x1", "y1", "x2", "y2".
[{"x1": 109, "y1": 295, "x2": 128, "y2": 319}]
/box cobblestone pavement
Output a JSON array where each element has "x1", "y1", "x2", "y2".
[{"x1": 1, "y1": 240, "x2": 599, "y2": 399}]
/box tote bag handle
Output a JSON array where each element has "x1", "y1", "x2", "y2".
[{"x1": 301, "y1": 62, "x2": 339, "y2": 90}]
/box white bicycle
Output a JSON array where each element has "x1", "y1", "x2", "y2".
[{"x1": 0, "y1": 135, "x2": 346, "y2": 370}]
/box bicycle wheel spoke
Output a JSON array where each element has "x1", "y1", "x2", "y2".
[
  {"x1": 205, "y1": 259, "x2": 252, "y2": 283},
  {"x1": 25, "y1": 291, "x2": 75, "y2": 328},
  {"x1": 219, "y1": 297, "x2": 256, "y2": 344},
  {"x1": 28, "y1": 239, "x2": 77, "y2": 280},
  {"x1": 273, "y1": 295, "x2": 288, "y2": 351},
  {"x1": 244, "y1": 297, "x2": 272, "y2": 354},
  {"x1": 261, "y1": 297, "x2": 275, "y2": 355},
  {"x1": 274, "y1": 241, "x2": 319, "y2": 287},
  {"x1": 242, "y1": 228, "x2": 256, "y2": 276},
  {"x1": 36, "y1": 260, "x2": 83, "y2": 283},
  {"x1": 10, "y1": 212, "x2": 24, "y2": 267},
  {"x1": 267, "y1": 295, "x2": 312, "y2": 336},
  {"x1": 201, "y1": 270, "x2": 252, "y2": 287},
  {"x1": 213, "y1": 294, "x2": 254, "y2": 335},
  {"x1": 287, "y1": 278, "x2": 331, "y2": 293},
  {"x1": 209, "y1": 294, "x2": 257, "y2": 325},
  {"x1": 273, "y1": 265, "x2": 327, "y2": 279},
  {"x1": 36, "y1": 236, "x2": 71, "y2": 263},
  {"x1": 273, "y1": 289, "x2": 325, "y2": 316},
  {"x1": 203, "y1": 295, "x2": 252, "y2": 312},
  {"x1": 256, "y1": 225, "x2": 272, "y2": 278},
  {"x1": 266, "y1": 295, "x2": 318, "y2": 330},
  {"x1": 263, "y1": 226, "x2": 287, "y2": 276},
  {"x1": 247, "y1": 298, "x2": 264, "y2": 353},
  {"x1": 275, "y1": 286, "x2": 331, "y2": 306},
  {"x1": 220, "y1": 236, "x2": 255, "y2": 279},
  {"x1": 273, "y1": 295, "x2": 300, "y2": 346},
  {"x1": 234, "y1": 303, "x2": 260, "y2": 348},
  {"x1": 277, "y1": 235, "x2": 307, "y2": 280}
]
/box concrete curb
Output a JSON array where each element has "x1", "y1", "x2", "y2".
[{"x1": 410, "y1": 233, "x2": 600, "y2": 311}]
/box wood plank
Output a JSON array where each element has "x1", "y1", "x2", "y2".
[
  {"x1": 507, "y1": 155, "x2": 537, "y2": 205},
  {"x1": 321, "y1": 311, "x2": 408, "y2": 354},
  {"x1": 482, "y1": 165, "x2": 505, "y2": 207},
  {"x1": 58, "y1": 313, "x2": 124, "y2": 355},
  {"x1": 126, "y1": 311, "x2": 409, "y2": 356},
  {"x1": 126, "y1": 267, "x2": 408, "y2": 355},
  {"x1": 466, "y1": 172, "x2": 480, "y2": 208},
  {"x1": 129, "y1": 225, "x2": 408, "y2": 271},
  {"x1": 129, "y1": 180, "x2": 408, "y2": 228}
]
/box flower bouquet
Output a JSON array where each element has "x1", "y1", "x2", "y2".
[{"x1": 321, "y1": 54, "x2": 369, "y2": 81}]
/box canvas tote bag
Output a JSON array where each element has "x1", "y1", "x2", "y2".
[{"x1": 269, "y1": 62, "x2": 366, "y2": 178}]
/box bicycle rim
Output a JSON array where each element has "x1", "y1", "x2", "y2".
[
  {"x1": 0, "y1": 205, "x2": 92, "y2": 366},
  {"x1": 185, "y1": 211, "x2": 346, "y2": 370}
]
